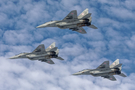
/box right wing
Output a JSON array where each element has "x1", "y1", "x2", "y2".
[
  {"x1": 32, "y1": 44, "x2": 45, "y2": 53},
  {"x1": 63, "y1": 10, "x2": 77, "y2": 20},
  {"x1": 71, "y1": 27, "x2": 86, "y2": 34},
  {"x1": 96, "y1": 61, "x2": 109, "y2": 69},
  {"x1": 39, "y1": 59, "x2": 54, "y2": 64},
  {"x1": 101, "y1": 75, "x2": 116, "y2": 81}
]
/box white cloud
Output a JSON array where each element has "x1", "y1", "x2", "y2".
[{"x1": 0, "y1": 0, "x2": 135, "y2": 90}]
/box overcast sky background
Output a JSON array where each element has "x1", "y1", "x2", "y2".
[{"x1": 0, "y1": 0, "x2": 135, "y2": 90}]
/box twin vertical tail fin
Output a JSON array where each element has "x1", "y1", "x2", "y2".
[
  {"x1": 46, "y1": 42, "x2": 64, "y2": 60},
  {"x1": 55, "y1": 49, "x2": 59, "y2": 55},
  {"x1": 46, "y1": 42, "x2": 59, "y2": 52},
  {"x1": 78, "y1": 8, "x2": 89, "y2": 19},
  {"x1": 110, "y1": 59, "x2": 127, "y2": 77},
  {"x1": 78, "y1": 8, "x2": 98, "y2": 29},
  {"x1": 110, "y1": 59, "x2": 122, "y2": 71},
  {"x1": 78, "y1": 8, "x2": 92, "y2": 20},
  {"x1": 46, "y1": 42, "x2": 56, "y2": 51},
  {"x1": 110, "y1": 59, "x2": 121, "y2": 69}
]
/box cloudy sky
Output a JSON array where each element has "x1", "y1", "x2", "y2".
[{"x1": 0, "y1": 0, "x2": 135, "y2": 90}]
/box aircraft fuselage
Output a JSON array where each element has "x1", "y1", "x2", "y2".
[
  {"x1": 56, "y1": 19, "x2": 91, "y2": 29},
  {"x1": 89, "y1": 68, "x2": 121, "y2": 77},
  {"x1": 26, "y1": 51, "x2": 58, "y2": 60}
]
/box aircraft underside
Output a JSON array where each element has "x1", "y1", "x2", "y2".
[
  {"x1": 57, "y1": 22, "x2": 90, "y2": 29},
  {"x1": 27, "y1": 55, "x2": 58, "y2": 60},
  {"x1": 91, "y1": 70, "x2": 120, "y2": 77}
]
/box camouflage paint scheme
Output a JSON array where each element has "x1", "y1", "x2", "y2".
[
  {"x1": 37, "y1": 8, "x2": 97, "y2": 34},
  {"x1": 73, "y1": 59, "x2": 126, "y2": 81},
  {"x1": 9, "y1": 42, "x2": 64, "y2": 64}
]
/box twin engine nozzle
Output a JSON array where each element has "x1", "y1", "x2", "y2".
[
  {"x1": 114, "y1": 68, "x2": 121, "y2": 74},
  {"x1": 47, "y1": 51, "x2": 56, "y2": 55},
  {"x1": 82, "y1": 19, "x2": 91, "y2": 26}
]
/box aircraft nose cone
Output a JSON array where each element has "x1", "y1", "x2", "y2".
[
  {"x1": 9, "y1": 56, "x2": 18, "y2": 59},
  {"x1": 36, "y1": 24, "x2": 47, "y2": 28},
  {"x1": 72, "y1": 72, "x2": 82, "y2": 75}
]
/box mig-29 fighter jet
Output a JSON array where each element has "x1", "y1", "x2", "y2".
[
  {"x1": 9, "y1": 42, "x2": 64, "y2": 64},
  {"x1": 73, "y1": 59, "x2": 126, "y2": 81},
  {"x1": 37, "y1": 8, "x2": 97, "y2": 34}
]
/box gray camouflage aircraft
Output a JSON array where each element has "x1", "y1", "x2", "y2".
[
  {"x1": 9, "y1": 42, "x2": 64, "y2": 64},
  {"x1": 72, "y1": 59, "x2": 126, "y2": 81},
  {"x1": 37, "y1": 8, "x2": 97, "y2": 34}
]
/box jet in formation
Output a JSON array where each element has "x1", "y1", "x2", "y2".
[
  {"x1": 9, "y1": 42, "x2": 64, "y2": 64},
  {"x1": 72, "y1": 59, "x2": 126, "y2": 81},
  {"x1": 37, "y1": 8, "x2": 97, "y2": 34}
]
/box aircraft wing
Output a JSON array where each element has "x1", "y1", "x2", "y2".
[
  {"x1": 39, "y1": 59, "x2": 55, "y2": 64},
  {"x1": 63, "y1": 10, "x2": 77, "y2": 20},
  {"x1": 32, "y1": 44, "x2": 45, "y2": 53},
  {"x1": 101, "y1": 75, "x2": 116, "y2": 81},
  {"x1": 96, "y1": 61, "x2": 109, "y2": 69},
  {"x1": 71, "y1": 27, "x2": 86, "y2": 34}
]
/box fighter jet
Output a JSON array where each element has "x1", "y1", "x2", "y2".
[
  {"x1": 37, "y1": 8, "x2": 97, "y2": 34},
  {"x1": 9, "y1": 42, "x2": 64, "y2": 64},
  {"x1": 72, "y1": 59, "x2": 126, "y2": 81}
]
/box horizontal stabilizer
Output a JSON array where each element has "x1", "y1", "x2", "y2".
[
  {"x1": 88, "y1": 25, "x2": 98, "y2": 29},
  {"x1": 56, "y1": 57, "x2": 64, "y2": 60},
  {"x1": 119, "y1": 73, "x2": 127, "y2": 77}
]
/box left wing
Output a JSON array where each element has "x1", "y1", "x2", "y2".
[
  {"x1": 39, "y1": 59, "x2": 54, "y2": 64},
  {"x1": 101, "y1": 75, "x2": 116, "y2": 81},
  {"x1": 32, "y1": 44, "x2": 45, "y2": 53},
  {"x1": 96, "y1": 61, "x2": 109, "y2": 69},
  {"x1": 63, "y1": 10, "x2": 77, "y2": 20},
  {"x1": 71, "y1": 27, "x2": 86, "y2": 34}
]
